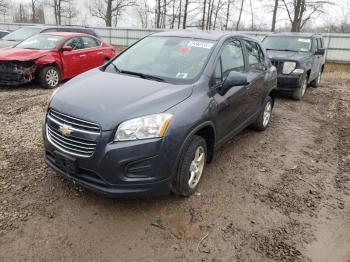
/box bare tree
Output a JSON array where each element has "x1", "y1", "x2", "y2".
[
  {"x1": 271, "y1": 0, "x2": 278, "y2": 31},
  {"x1": 236, "y1": 0, "x2": 244, "y2": 30},
  {"x1": 31, "y1": 0, "x2": 38, "y2": 23},
  {"x1": 13, "y1": 3, "x2": 30, "y2": 23},
  {"x1": 281, "y1": 0, "x2": 332, "y2": 32},
  {"x1": 0, "y1": 0, "x2": 8, "y2": 21},
  {"x1": 224, "y1": 0, "x2": 233, "y2": 30},
  {"x1": 182, "y1": 0, "x2": 189, "y2": 28},
  {"x1": 89, "y1": 0, "x2": 137, "y2": 27},
  {"x1": 137, "y1": 0, "x2": 150, "y2": 28},
  {"x1": 201, "y1": 0, "x2": 207, "y2": 29},
  {"x1": 249, "y1": 0, "x2": 253, "y2": 30},
  {"x1": 62, "y1": 0, "x2": 78, "y2": 25}
]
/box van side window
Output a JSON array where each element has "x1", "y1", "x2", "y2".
[{"x1": 245, "y1": 41, "x2": 263, "y2": 67}]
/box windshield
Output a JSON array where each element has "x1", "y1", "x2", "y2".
[
  {"x1": 263, "y1": 36, "x2": 312, "y2": 53},
  {"x1": 16, "y1": 34, "x2": 63, "y2": 50},
  {"x1": 107, "y1": 36, "x2": 216, "y2": 83},
  {"x1": 3, "y1": 27, "x2": 42, "y2": 41}
]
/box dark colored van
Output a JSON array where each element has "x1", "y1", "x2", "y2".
[{"x1": 43, "y1": 31, "x2": 277, "y2": 198}]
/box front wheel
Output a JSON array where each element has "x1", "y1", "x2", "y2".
[
  {"x1": 172, "y1": 135, "x2": 207, "y2": 197},
  {"x1": 252, "y1": 96, "x2": 273, "y2": 131},
  {"x1": 292, "y1": 74, "x2": 308, "y2": 100},
  {"x1": 310, "y1": 70, "x2": 322, "y2": 88},
  {"x1": 38, "y1": 66, "x2": 60, "y2": 89}
]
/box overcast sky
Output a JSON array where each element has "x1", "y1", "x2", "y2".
[{"x1": 12, "y1": 0, "x2": 350, "y2": 30}]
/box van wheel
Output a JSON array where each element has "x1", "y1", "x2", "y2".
[
  {"x1": 252, "y1": 96, "x2": 273, "y2": 131},
  {"x1": 39, "y1": 66, "x2": 60, "y2": 89},
  {"x1": 292, "y1": 74, "x2": 308, "y2": 100},
  {"x1": 310, "y1": 70, "x2": 322, "y2": 88},
  {"x1": 172, "y1": 135, "x2": 207, "y2": 197}
]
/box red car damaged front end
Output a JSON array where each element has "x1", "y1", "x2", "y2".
[{"x1": 0, "y1": 60, "x2": 38, "y2": 86}]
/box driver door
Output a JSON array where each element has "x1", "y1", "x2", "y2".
[
  {"x1": 212, "y1": 39, "x2": 250, "y2": 141},
  {"x1": 60, "y1": 37, "x2": 89, "y2": 78}
]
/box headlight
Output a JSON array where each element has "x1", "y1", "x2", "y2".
[
  {"x1": 114, "y1": 113, "x2": 172, "y2": 141},
  {"x1": 282, "y1": 62, "x2": 296, "y2": 74}
]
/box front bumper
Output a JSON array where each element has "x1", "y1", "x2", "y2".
[
  {"x1": 43, "y1": 117, "x2": 180, "y2": 198},
  {"x1": 0, "y1": 73, "x2": 32, "y2": 86},
  {"x1": 276, "y1": 74, "x2": 303, "y2": 91}
]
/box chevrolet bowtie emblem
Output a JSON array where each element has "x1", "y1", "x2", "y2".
[{"x1": 58, "y1": 125, "x2": 73, "y2": 137}]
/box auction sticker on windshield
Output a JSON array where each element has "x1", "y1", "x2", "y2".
[{"x1": 188, "y1": 41, "x2": 214, "y2": 49}]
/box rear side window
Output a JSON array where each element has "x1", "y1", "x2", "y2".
[
  {"x1": 82, "y1": 37, "x2": 100, "y2": 48},
  {"x1": 316, "y1": 38, "x2": 323, "y2": 49},
  {"x1": 245, "y1": 41, "x2": 264, "y2": 67}
]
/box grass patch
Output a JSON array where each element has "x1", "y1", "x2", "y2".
[{"x1": 323, "y1": 63, "x2": 350, "y2": 81}]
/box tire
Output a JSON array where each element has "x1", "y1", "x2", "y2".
[
  {"x1": 292, "y1": 74, "x2": 308, "y2": 100},
  {"x1": 252, "y1": 96, "x2": 273, "y2": 131},
  {"x1": 172, "y1": 135, "x2": 207, "y2": 197},
  {"x1": 38, "y1": 66, "x2": 60, "y2": 89},
  {"x1": 310, "y1": 69, "x2": 322, "y2": 88}
]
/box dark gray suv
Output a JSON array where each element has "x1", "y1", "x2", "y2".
[
  {"x1": 43, "y1": 31, "x2": 277, "y2": 198},
  {"x1": 263, "y1": 33, "x2": 325, "y2": 100}
]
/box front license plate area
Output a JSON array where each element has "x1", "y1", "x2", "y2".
[{"x1": 54, "y1": 151, "x2": 77, "y2": 174}]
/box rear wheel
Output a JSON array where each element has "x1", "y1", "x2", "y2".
[
  {"x1": 39, "y1": 66, "x2": 60, "y2": 89},
  {"x1": 292, "y1": 74, "x2": 308, "y2": 100},
  {"x1": 252, "y1": 96, "x2": 273, "y2": 131},
  {"x1": 172, "y1": 135, "x2": 207, "y2": 197}
]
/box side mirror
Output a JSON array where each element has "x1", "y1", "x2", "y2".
[
  {"x1": 62, "y1": 46, "x2": 73, "y2": 52},
  {"x1": 220, "y1": 71, "x2": 249, "y2": 95},
  {"x1": 315, "y1": 48, "x2": 325, "y2": 56}
]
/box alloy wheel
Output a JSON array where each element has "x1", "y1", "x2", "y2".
[
  {"x1": 188, "y1": 146, "x2": 205, "y2": 189},
  {"x1": 263, "y1": 101, "x2": 272, "y2": 127},
  {"x1": 46, "y1": 69, "x2": 59, "y2": 87}
]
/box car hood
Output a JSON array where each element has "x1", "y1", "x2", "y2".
[
  {"x1": 0, "y1": 48, "x2": 50, "y2": 61},
  {"x1": 50, "y1": 69, "x2": 193, "y2": 131},
  {"x1": 0, "y1": 40, "x2": 19, "y2": 49},
  {"x1": 267, "y1": 50, "x2": 311, "y2": 61}
]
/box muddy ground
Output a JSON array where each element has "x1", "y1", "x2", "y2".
[{"x1": 0, "y1": 69, "x2": 349, "y2": 261}]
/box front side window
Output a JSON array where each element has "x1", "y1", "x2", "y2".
[
  {"x1": 64, "y1": 37, "x2": 83, "y2": 50},
  {"x1": 108, "y1": 36, "x2": 216, "y2": 84},
  {"x1": 16, "y1": 34, "x2": 62, "y2": 50},
  {"x1": 245, "y1": 41, "x2": 263, "y2": 67},
  {"x1": 212, "y1": 40, "x2": 245, "y2": 86}
]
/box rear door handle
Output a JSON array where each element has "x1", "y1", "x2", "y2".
[
  {"x1": 98, "y1": 52, "x2": 103, "y2": 55},
  {"x1": 80, "y1": 54, "x2": 86, "y2": 58}
]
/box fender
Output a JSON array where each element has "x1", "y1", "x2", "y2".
[
  {"x1": 171, "y1": 121, "x2": 217, "y2": 179},
  {"x1": 35, "y1": 55, "x2": 63, "y2": 77}
]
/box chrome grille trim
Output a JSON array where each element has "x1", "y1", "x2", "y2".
[
  {"x1": 46, "y1": 125, "x2": 96, "y2": 157},
  {"x1": 48, "y1": 109, "x2": 100, "y2": 133}
]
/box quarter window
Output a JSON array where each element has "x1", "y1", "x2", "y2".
[{"x1": 245, "y1": 41, "x2": 264, "y2": 67}]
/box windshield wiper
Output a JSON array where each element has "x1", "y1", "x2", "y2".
[
  {"x1": 110, "y1": 63, "x2": 120, "y2": 73},
  {"x1": 120, "y1": 70, "x2": 166, "y2": 82},
  {"x1": 266, "y1": 48, "x2": 298, "y2": 52}
]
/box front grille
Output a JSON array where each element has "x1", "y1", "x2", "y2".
[
  {"x1": 48, "y1": 109, "x2": 100, "y2": 133},
  {"x1": 271, "y1": 60, "x2": 283, "y2": 74},
  {"x1": 46, "y1": 110, "x2": 100, "y2": 157}
]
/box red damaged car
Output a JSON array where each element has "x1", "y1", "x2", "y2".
[{"x1": 0, "y1": 32, "x2": 116, "y2": 88}]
